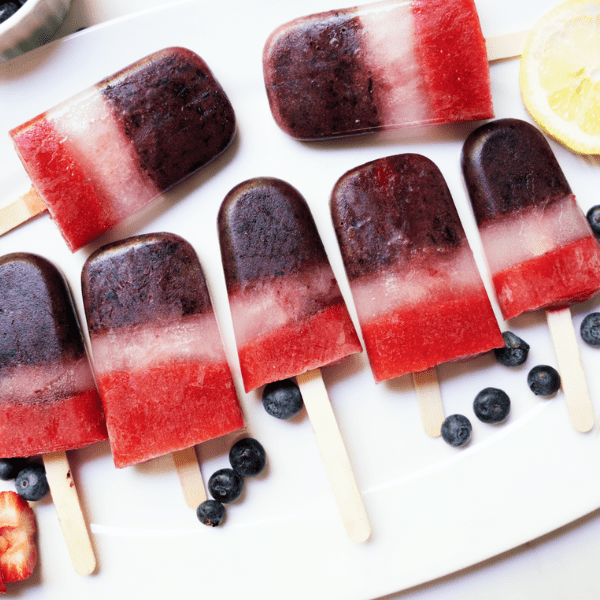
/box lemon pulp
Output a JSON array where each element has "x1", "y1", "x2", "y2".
[{"x1": 520, "y1": 0, "x2": 600, "y2": 154}]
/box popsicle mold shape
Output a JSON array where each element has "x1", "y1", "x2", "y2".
[
  {"x1": 461, "y1": 118, "x2": 600, "y2": 321},
  {"x1": 263, "y1": 0, "x2": 493, "y2": 140},
  {"x1": 0, "y1": 253, "x2": 108, "y2": 458},
  {"x1": 218, "y1": 177, "x2": 362, "y2": 392},
  {"x1": 331, "y1": 153, "x2": 503, "y2": 382},
  {"x1": 81, "y1": 232, "x2": 244, "y2": 468},
  {"x1": 9, "y1": 47, "x2": 236, "y2": 252}
]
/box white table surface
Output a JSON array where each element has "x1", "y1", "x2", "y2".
[{"x1": 15, "y1": 0, "x2": 600, "y2": 598}]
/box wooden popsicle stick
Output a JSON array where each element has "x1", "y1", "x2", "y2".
[
  {"x1": 172, "y1": 447, "x2": 207, "y2": 509},
  {"x1": 41, "y1": 450, "x2": 96, "y2": 576},
  {"x1": 412, "y1": 367, "x2": 445, "y2": 438},
  {"x1": 485, "y1": 30, "x2": 529, "y2": 61},
  {"x1": 0, "y1": 186, "x2": 46, "y2": 236},
  {"x1": 296, "y1": 368, "x2": 371, "y2": 543},
  {"x1": 545, "y1": 307, "x2": 594, "y2": 433}
]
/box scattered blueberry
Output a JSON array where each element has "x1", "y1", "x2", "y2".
[
  {"x1": 229, "y1": 438, "x2": 266, "y2": 478},
  {"x1": 473, "y1": 388, "x2": 511, "y2": 424},
  {"x1": 580, "y1": 312, "x2": 600, "y2": 347},
  {"x1": 262, "y1": 379, "x2": 304, "y2": 419},
  {"x1": 527, "y1": 365, "x2": 561, "y2": 397},
  {"x1": 196, "y1": 499, "x2": 226, "y2": 527},
  {"x1": 441, "y1": 414, "x2": 472, "y2": 447},
  {"x1": 0, "y1": 458, "x2": 27, "y2": 481},
  {"x1": 208, "y1": 468, "x2": 243, "y2": 503},
  {"x1": 493, "y1": 331, "x2": 530, "y2": 367},
  {"x1": 15, "y1": 463, "x2": 49, "y2": 501},
  {"x1": 586, "y1": 205, "x2": 600, "y2": 240}
]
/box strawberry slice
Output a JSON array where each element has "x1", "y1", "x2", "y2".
[{"x1": 0, "y1": 492, "x2": 37, "y2": 583}]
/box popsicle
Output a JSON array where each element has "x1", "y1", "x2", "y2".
[
  {"x1": 218, "y1": 178, "x2": 362, "y2": 390},
  {"x1": 0, "y1": 252, "x2": 108, "y2": 575},
  {"x1": 331, "y1": 153, "x2": 504, "y2": 435},
  {"x1": 461, "y1": 118, "x2": 600, "y2": 432},
  {"x1": 81, "y1": 232, "x2": 244, "y2": 505},
  {"x1": 218, "y1": 178, "x2": 369, "y2": 542},
  {"x1": 262, "y1": 0, "x2": 493, "y2": 140},
  {"x1": 3, "y1": 47, "x2": 235, "y2": 252}
]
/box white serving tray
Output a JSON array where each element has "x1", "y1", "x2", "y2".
[{"x1": 1, "y1": 0, "x2": 599, "y2": 597}]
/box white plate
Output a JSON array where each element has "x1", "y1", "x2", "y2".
[{"x1": 1, "y1": 0, "x2": 599, "y2": 597}]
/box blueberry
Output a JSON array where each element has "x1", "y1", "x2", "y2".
[
  {"x1": 262, "y1": 379, "x2": 303, "y2": 419},
  {"x1": 580, "y1": 312, "x2": 600, "y2": 347},
  {"x1": 527, "y1": 365, "x2": 561, "y2": 397},
  {"x1": 0, "y1": 458, "x2": 27, "y2": 481},
  {"x1": 441, "y1": 414, "x2": 472, "y2": 447},
  {"x1": 586, "y1": 205, "x2": 600, "y2": 240},
  {"x1": 229, "y1": 438, "x2": 266, "y2": 477},
  {"x1": 473, "y1": 388, "x2": 511, "y2": 424},
  {"x1": 493, "y1": 331, "x2": 530, "y2": 367},
  {"x1": 196, "y1": 499, "x2": 226, "y2": 527},
  {"x1": 208, "y1": 468, "x2": 243, "y2": 503},
  {"x1": 15, "y1": 463, "x2": 49, "y2": 501}
]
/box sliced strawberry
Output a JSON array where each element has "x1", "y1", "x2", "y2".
[
  {"x1": 0, "y1": 491, "x2": 37, "y2": 583},
  {"x1": 0, "y1": 568, "x2": 5, "y2": 594}
]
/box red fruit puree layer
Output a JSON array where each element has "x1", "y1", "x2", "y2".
[
  {"x1": 98, "y1": 361, "x2": 244, "y2": 468},
  {"x1": 238, "y1": 303, "x2": 361, "y2": 392},
  {"x1": 0, "y1": 388, "x2": 108, "y2": 457},
  {"x1": 413, "y1": 0, "x2": 492, "y2": 122},
  {"x1": 361, "y1": 289, "x2": 503, "y2": 382},
  {"x1": 11, "y1": 118, "x2": 114, "y2": 252},
  {"x1": 493, "y1": 236, "x2": 600, "y2": 320}
]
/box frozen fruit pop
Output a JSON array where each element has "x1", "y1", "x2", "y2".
[
  {"x1": 81, "y1": 233, "x2": 244, "y2": 487},
  {"x1": 0, "y1": 253, "x2": 107, "y2": 456},
  {"x1": 462, "y1": 118, "x2": 600, "y2": 432},
  {"x1": 331, "y1": 153, "x2": 503, "y2": 379},
  {"x1": 218, "y1": 178, "x2": 362, "y2": 391},
  {"x1": 262, "y1": 0, "x2": 493, "y2": 140},
  {"x1": 218, "y1": 178, "x2": 369, "y2": 542},
  {"x1": 4, "y1": 47, "x2": 235, "y2": 252},
  {"x1": 462, "y1": 118, "x2": 600, "y2": 320},
  {"x1": 331, "y1": 154, "x2": 503, "y2": 434},
  {"x1": 0, "y1": 252, "x2": 108, "y2": 575}
]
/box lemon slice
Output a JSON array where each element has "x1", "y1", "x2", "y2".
[{"x1": 520, "y1": 0, "x2": 600, "y2": 155}]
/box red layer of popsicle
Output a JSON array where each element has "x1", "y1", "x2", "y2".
[
  {"x1": 492, "y1": 236, "x2": 600, "y2": 320},
  {"x1": 237, "y1": 303, "x2": 361, "y2": 392},
  {"x1": 361, "y1": 288, "x2": 503, "y2": 382},
  {"x1": 0, "y1": 388, "x2": 106, "y2": 458},
  {"x1": 97, "y1": 361, "x2": 243, "y2": 468},
  {"x1": 414, "y1": 0, "x2": 492, "y2": 121},
  {"x1": 11, "y1": 119, "x2": 139, "y2": 252}
]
